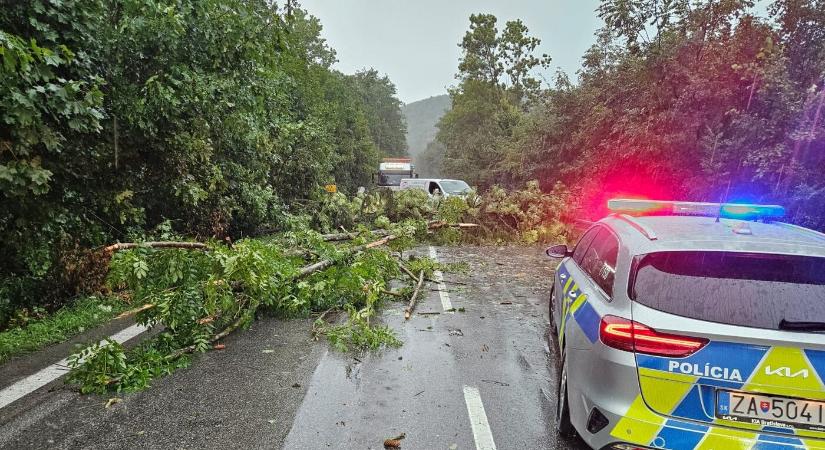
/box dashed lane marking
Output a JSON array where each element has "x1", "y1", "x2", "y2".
[
  {"x1": 428, "y1": 246, "x2": 453, "y2": 311},
  {"x1": 0, "y1": 323, "x2": 148, "y2": 410},
  {"x1": 463, "y1": 385, "x2": 497, "y2": 450}
]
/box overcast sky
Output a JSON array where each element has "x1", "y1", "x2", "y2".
[{"x1": 299, "y1": 0, "x2": 603, "y2": 104}]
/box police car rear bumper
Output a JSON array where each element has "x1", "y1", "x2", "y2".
[
  {"x1": 588, "y1": 398, "x2": 825, "y2": 450},
  {"x1": 567, "y1": 348, "x2": 825, "y2": 450}
]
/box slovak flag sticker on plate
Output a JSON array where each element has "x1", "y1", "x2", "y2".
[{"x1": 761, "y1": 401, "x2": 771, "y2": 413}]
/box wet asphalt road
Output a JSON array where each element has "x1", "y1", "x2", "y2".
[{"x1": 0, "y1": 246, "x2": 589, "y2": 450}]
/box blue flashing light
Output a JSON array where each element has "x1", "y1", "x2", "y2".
[
  {"x1": 608, "y1": 199, "x2": 785, "y2": 220},
  {"x1": 719, "y1": 203, "x2": 785, "y2": 219}
]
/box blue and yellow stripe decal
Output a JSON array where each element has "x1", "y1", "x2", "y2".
[{"x1": 557, "y1": 264, "x2": 601, "y2": 346}]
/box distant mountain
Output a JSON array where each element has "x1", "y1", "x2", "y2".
[{"x1": 401, "y1": 94, "x2": 451, "y2": 159}]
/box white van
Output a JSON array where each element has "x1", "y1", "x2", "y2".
[{"x1": 399, "y1": 178, "x2": 472, "y2": 197}]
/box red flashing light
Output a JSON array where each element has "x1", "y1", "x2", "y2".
[{"x1": 599, "y1": 316, "x2": 709, "y2": 357}]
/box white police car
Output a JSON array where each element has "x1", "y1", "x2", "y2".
[{"x1": 547, "y1": 199, "x2": 825, "y2": 450}]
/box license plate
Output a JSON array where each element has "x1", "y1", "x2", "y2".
[{"x1": 716, "y1": 390, "x2": 825, "y2": 432}]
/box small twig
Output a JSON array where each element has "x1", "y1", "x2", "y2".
[
  {"x1": 316, "y1": 307, "x2": 334, "y2": 323},
  {"x1": 312, "y1": 307, "x2": 336, "y2": 338},
  {"x1": 115, "y1": 303, "x2": 154, "y2": 319}
]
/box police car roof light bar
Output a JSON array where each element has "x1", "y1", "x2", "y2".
[{"x1": 607, "y1": 199, "x2": 785, "y2": 221}]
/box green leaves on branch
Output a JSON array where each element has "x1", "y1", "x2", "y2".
[{"x1": 68, "y1": 225, "x2": 415, "y2": 393}]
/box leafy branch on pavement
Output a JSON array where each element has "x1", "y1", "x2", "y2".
[{"x1": 66, "y1": 219, "x2": 425, "y2": 393}]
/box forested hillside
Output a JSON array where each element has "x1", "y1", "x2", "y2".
[
  {"x1": 401, "y1": 94, "x2": 451, "y2": 158},
  {"x1": 0, "y1": 0, "x2": 407, "y2": 324},
  {"x1": 432, "y1": 1, "x2": 825, "y2": 226}
]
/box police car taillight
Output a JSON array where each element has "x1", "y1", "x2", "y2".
[
  {"x1": 607, "y1": 199, "x2": 785, "y2": 220},
  {"x1": 599, "y1": 316, "x2": 709, "y2": 357}
]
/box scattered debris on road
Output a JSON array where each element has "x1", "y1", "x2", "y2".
[
  {"x1": 448, "y1": 329, "x2": 463, "y2": 337},
  {"x1": 104, "y1": 397, "x2": 122, "y2": 408},
  {"x1": 481, "y1": 379, "x2": 510, "y2": 387},
  {"x1": 383, "y1": 432, "x2": 406, "y2": 448}
]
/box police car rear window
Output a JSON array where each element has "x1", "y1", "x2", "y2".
[{"x1": 631, "y1": 251, "x2": 825, "y2": 330}]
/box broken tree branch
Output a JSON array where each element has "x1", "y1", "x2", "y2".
[
  {"x1": 427, "y1": 221, "x2": 480, "y2": 230},
  {"x1": 320, "y1": 229, "x2": 391, "y2": 242},
  {"x1": 166, "y1": 314, "x2": 248, "y2": 360},
  {"x1": 311, "y1": 307, "x2": 337, "y2": 339},
  {"x1": 404, "y1": 270, "x2": 425, "y2": 320},
  {"x1": 397, "y1": 261, "x2": 419, "y2": 281},
  {"x1": 115, "y1": 303, "x2": 155, "y2": 319},
  {"x1": 295, "y1": 235, "x2": 396, "y2": 279},
  {"x1": 104, "y1": 241, "x2": 209, "y2": 253}
]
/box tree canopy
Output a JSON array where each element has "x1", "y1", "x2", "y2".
[
  {"x1": 0, "y1": 0, "x2": 407, "y2": 321},
  {"x1": 433, "y1": 1, "x2": 825, "y2": 224}
]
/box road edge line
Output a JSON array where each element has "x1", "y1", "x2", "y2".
[
  {"x1": 428, "y1": 246, "x2": 453, "y2": 311},
  {"x1": 0, "y1": 323, "x2": 148, "y2": 410}
]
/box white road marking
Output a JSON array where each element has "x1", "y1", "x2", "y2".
[
  {"x1": 463, "y1": 385, "x2": 497, "y2": 450},
  {"x1": 0, "y1": 323, "x2": 148, "y2": 409},
  {"x1": 428, "y1": 246, "x2": 453, "y2": 311}
]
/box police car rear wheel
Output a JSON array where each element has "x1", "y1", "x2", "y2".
[{"x1": 555, "y1": 354, "x2": 575, "y2": 437}]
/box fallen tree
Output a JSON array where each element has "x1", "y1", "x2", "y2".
[{"x1": 68, "y1": 217, "x2": 480, "y2": 393}]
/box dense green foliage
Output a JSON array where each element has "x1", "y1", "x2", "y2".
[
  {"x1": 0, "y1": 0, "x2": 407, "y2": 326},
  {"x1": 432, "y1": 1, "x2": 825, "y2": 224}
]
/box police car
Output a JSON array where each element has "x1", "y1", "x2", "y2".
[{"x1": 546, "y1": 199, "x2": 825, "y2": 450}]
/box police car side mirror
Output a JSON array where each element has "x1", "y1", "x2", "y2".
[{"x1": 545, "y1": 244, "x2": 571, "y2": 259}]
